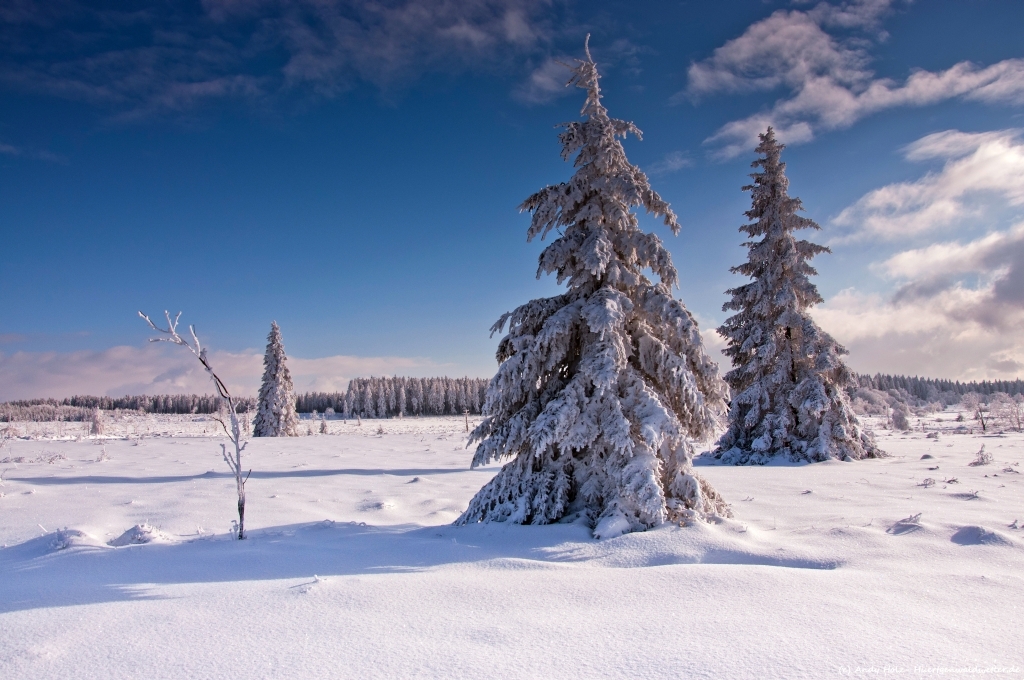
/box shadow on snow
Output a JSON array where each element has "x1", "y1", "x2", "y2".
[
  {"x1": 8, "y1": 467, "x2": 477, "y2": 485},
  {"x1": 0, "y1": 519, "x2": 839, "y2": 615}
]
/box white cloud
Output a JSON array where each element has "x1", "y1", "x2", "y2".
[
  {"x1": 902, "y1": 129, "x2": 1014, "y2": 161},
  {"x1": 811, "y1": 220, "x2": 1024, "y2": 379},
  {"x1": 878, "y1": 222, "x2": 1024, "y2": 280},
  {"x1": 686, "y1": 9, "x2": 870, "y2": 98},
  {"x1": 811, "y1": 126, "x2": 1024, "y2": 380},
  {"x1": 685, "y1": 1, "x2": 1024, "y2": 158},
  {"x1": 0, "y1": 344, "x2": 448, "y2": 401},
  {"x1": 831, "y1": 129, "x2": 1024, "y2": 241},
  {"x1": 813, "y1": 286, "x2": 1024, "y2": 380}
]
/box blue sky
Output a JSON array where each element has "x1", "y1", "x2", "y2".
[{"x1": 2, "y1": 0, "x2": 1023, "y2": 399}]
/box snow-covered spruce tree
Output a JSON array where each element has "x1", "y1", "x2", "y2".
[
  {"x1": 714, "y1": 128, "x2": 879, "y2": 465},
  {"x1": 457, "y1": 39, "x2": 730, "y2": 539},
  {"x1": 253, "y1": 321, "x2": 299, "y2": 437}
]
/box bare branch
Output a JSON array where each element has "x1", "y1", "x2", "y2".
[{"x1": 140, "y1": 309, "x2": 250, "y2": 539}]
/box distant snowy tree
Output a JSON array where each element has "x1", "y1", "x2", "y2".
[
  {"x1": 385, "y1": 379, "x2": 396, "y2": 415},
  {"x1": 457, "y1": 38, "x2": 730, "y2": 539},
  {"x1": 376, "y1": 381, "x2": 388, "y2": 419},
  {"x1": 252, "y1": 322, "x2": 299, "y2": 437},
  {"x1": 891, "y1": 406, "x2": 911, "y2": 432},
  {"x1": 991, "y1": 392, "x2": 1023, "y2": 432},
  {"x1": 714, "y1": 128, "x2": 879, "y2": 465},
  {"x1": 410, "y1": 379, "x2": 423, "y2": 415},
  {"x1": 361, "y1": 381, "x2": 374, "y2": 418},
  {"x1": 90, "y1": 407, "x2": 104, "y2": 436}
]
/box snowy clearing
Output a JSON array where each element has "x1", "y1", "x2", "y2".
[{"x1": 1, "y1": 414, "x2": 1022, "y2": 679}]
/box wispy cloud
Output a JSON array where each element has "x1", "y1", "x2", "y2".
[
  {"x1": 0, "y1": 0, "x2": 555, "y2": 117},
  {"x1": 645, "y1": 151, "x2": 692, "y2": 176},
  {"x1": 0, "y1": 140, "x2": 67, "y2": 163},
  {"x1": 514, "y1": 56, "x2": 575, "y2": 104},
  {"x1": 0, "y1": 344, "x2": 449, "y2": 401},
  {"x1": 513, "y1": 38, "x2": 646, "y2": 106},
  {"x1": 0, "y1": 333, "x2": 28, "y2": 344},
  {"x1": 831, "y1": 129, "x2": 1024, "y2": 241},
  {"x1": 684, "y1": 0, "x2": 1024, "y2": 158}
]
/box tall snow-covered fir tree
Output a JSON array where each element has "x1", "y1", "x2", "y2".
[
  {"x1": 456, "y1": 39, "x2": 730, "y2": 539},
  {"x1": 253, "y1": 321, "x2": 299, "y2": 437},
  {"x1": 714, "y1": 128, "x2": 879, "y2": 465}
]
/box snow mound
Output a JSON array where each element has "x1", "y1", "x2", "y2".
[
  {"x1": 540, "y1": 522, "x2": 841, "y2": 570},
  {"x1": 950, "y1": 526, "x2": 1016, "y2": 546},
  {"x1": 108, "y1": 524, "x2": 175, "y2": 547},
  {"x1": 49, "y1": 528, "x2": 107, "y2": 551},
  {"x1": 2, "y1": 528, "x2": 108, "y2": 559}
]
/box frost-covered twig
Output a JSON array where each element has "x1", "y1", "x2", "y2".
[
  {"x1": 139, "y1": 310, "x2": 250, "y2": 539},
  {"x1": 887, "y1": 513, "x2": 922, "y2": 534}
]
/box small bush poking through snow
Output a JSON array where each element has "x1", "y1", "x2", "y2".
[
  {"x1": 892, "y1": 408, "x2": 911, "y2": 431},
  {"x1": 968, "y1": 445, "x2": 993, "y2": 467},
  {"x1": 109, "y1": 523, "x2": 174, "y2": 546}
]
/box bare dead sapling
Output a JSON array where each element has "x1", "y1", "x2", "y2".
[
  {"x1": 139, "y1": 310, "x2": 251, "y2": 539},
  {"x1": 961, "y1": 393, "x2": 988, "y2": 433}
]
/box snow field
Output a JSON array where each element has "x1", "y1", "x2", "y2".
[{"x1": 1, "y1": 415, "x2": 1022, "y2": 678}]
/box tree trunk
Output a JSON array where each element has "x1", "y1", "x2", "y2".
[{"x1": 237, "y1": 493, "x2": 246, "y2": 539}]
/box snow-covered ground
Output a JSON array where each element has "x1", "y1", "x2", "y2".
[{"x1": 1, "y1": 413, "x2": 1022, "y2": 679}]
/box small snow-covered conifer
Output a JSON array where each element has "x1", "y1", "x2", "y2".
[
  {"x1": 714, "y1": 128, "x2": 879, "y2": 464},
  {"x1": 253, "y1": 321, "x2": 299, "y2": 437},
  {"x1": 457, "y1": 39, "x2": 730, "y2": 538},
  {"x1": 90, "y1": 408, "x2": 104, "y2": 436}
]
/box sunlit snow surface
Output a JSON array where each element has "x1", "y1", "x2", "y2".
[{"x1": 1, "y1": 414, "x2": 1022, "y2": 679}]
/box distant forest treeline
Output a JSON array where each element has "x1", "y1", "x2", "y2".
[
  {"x1": 298, "y1": 376, "x2": 489, "y2": 418},
  {"x1": 1, "y1": 376, "x2": 489, "y2": 422},
  {"x1": 853, "y1": 374, "x2": 1024, "y2": 402},
  {"x1": 2, "y1": 373, "x2": 1019, "y2": 423}
]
